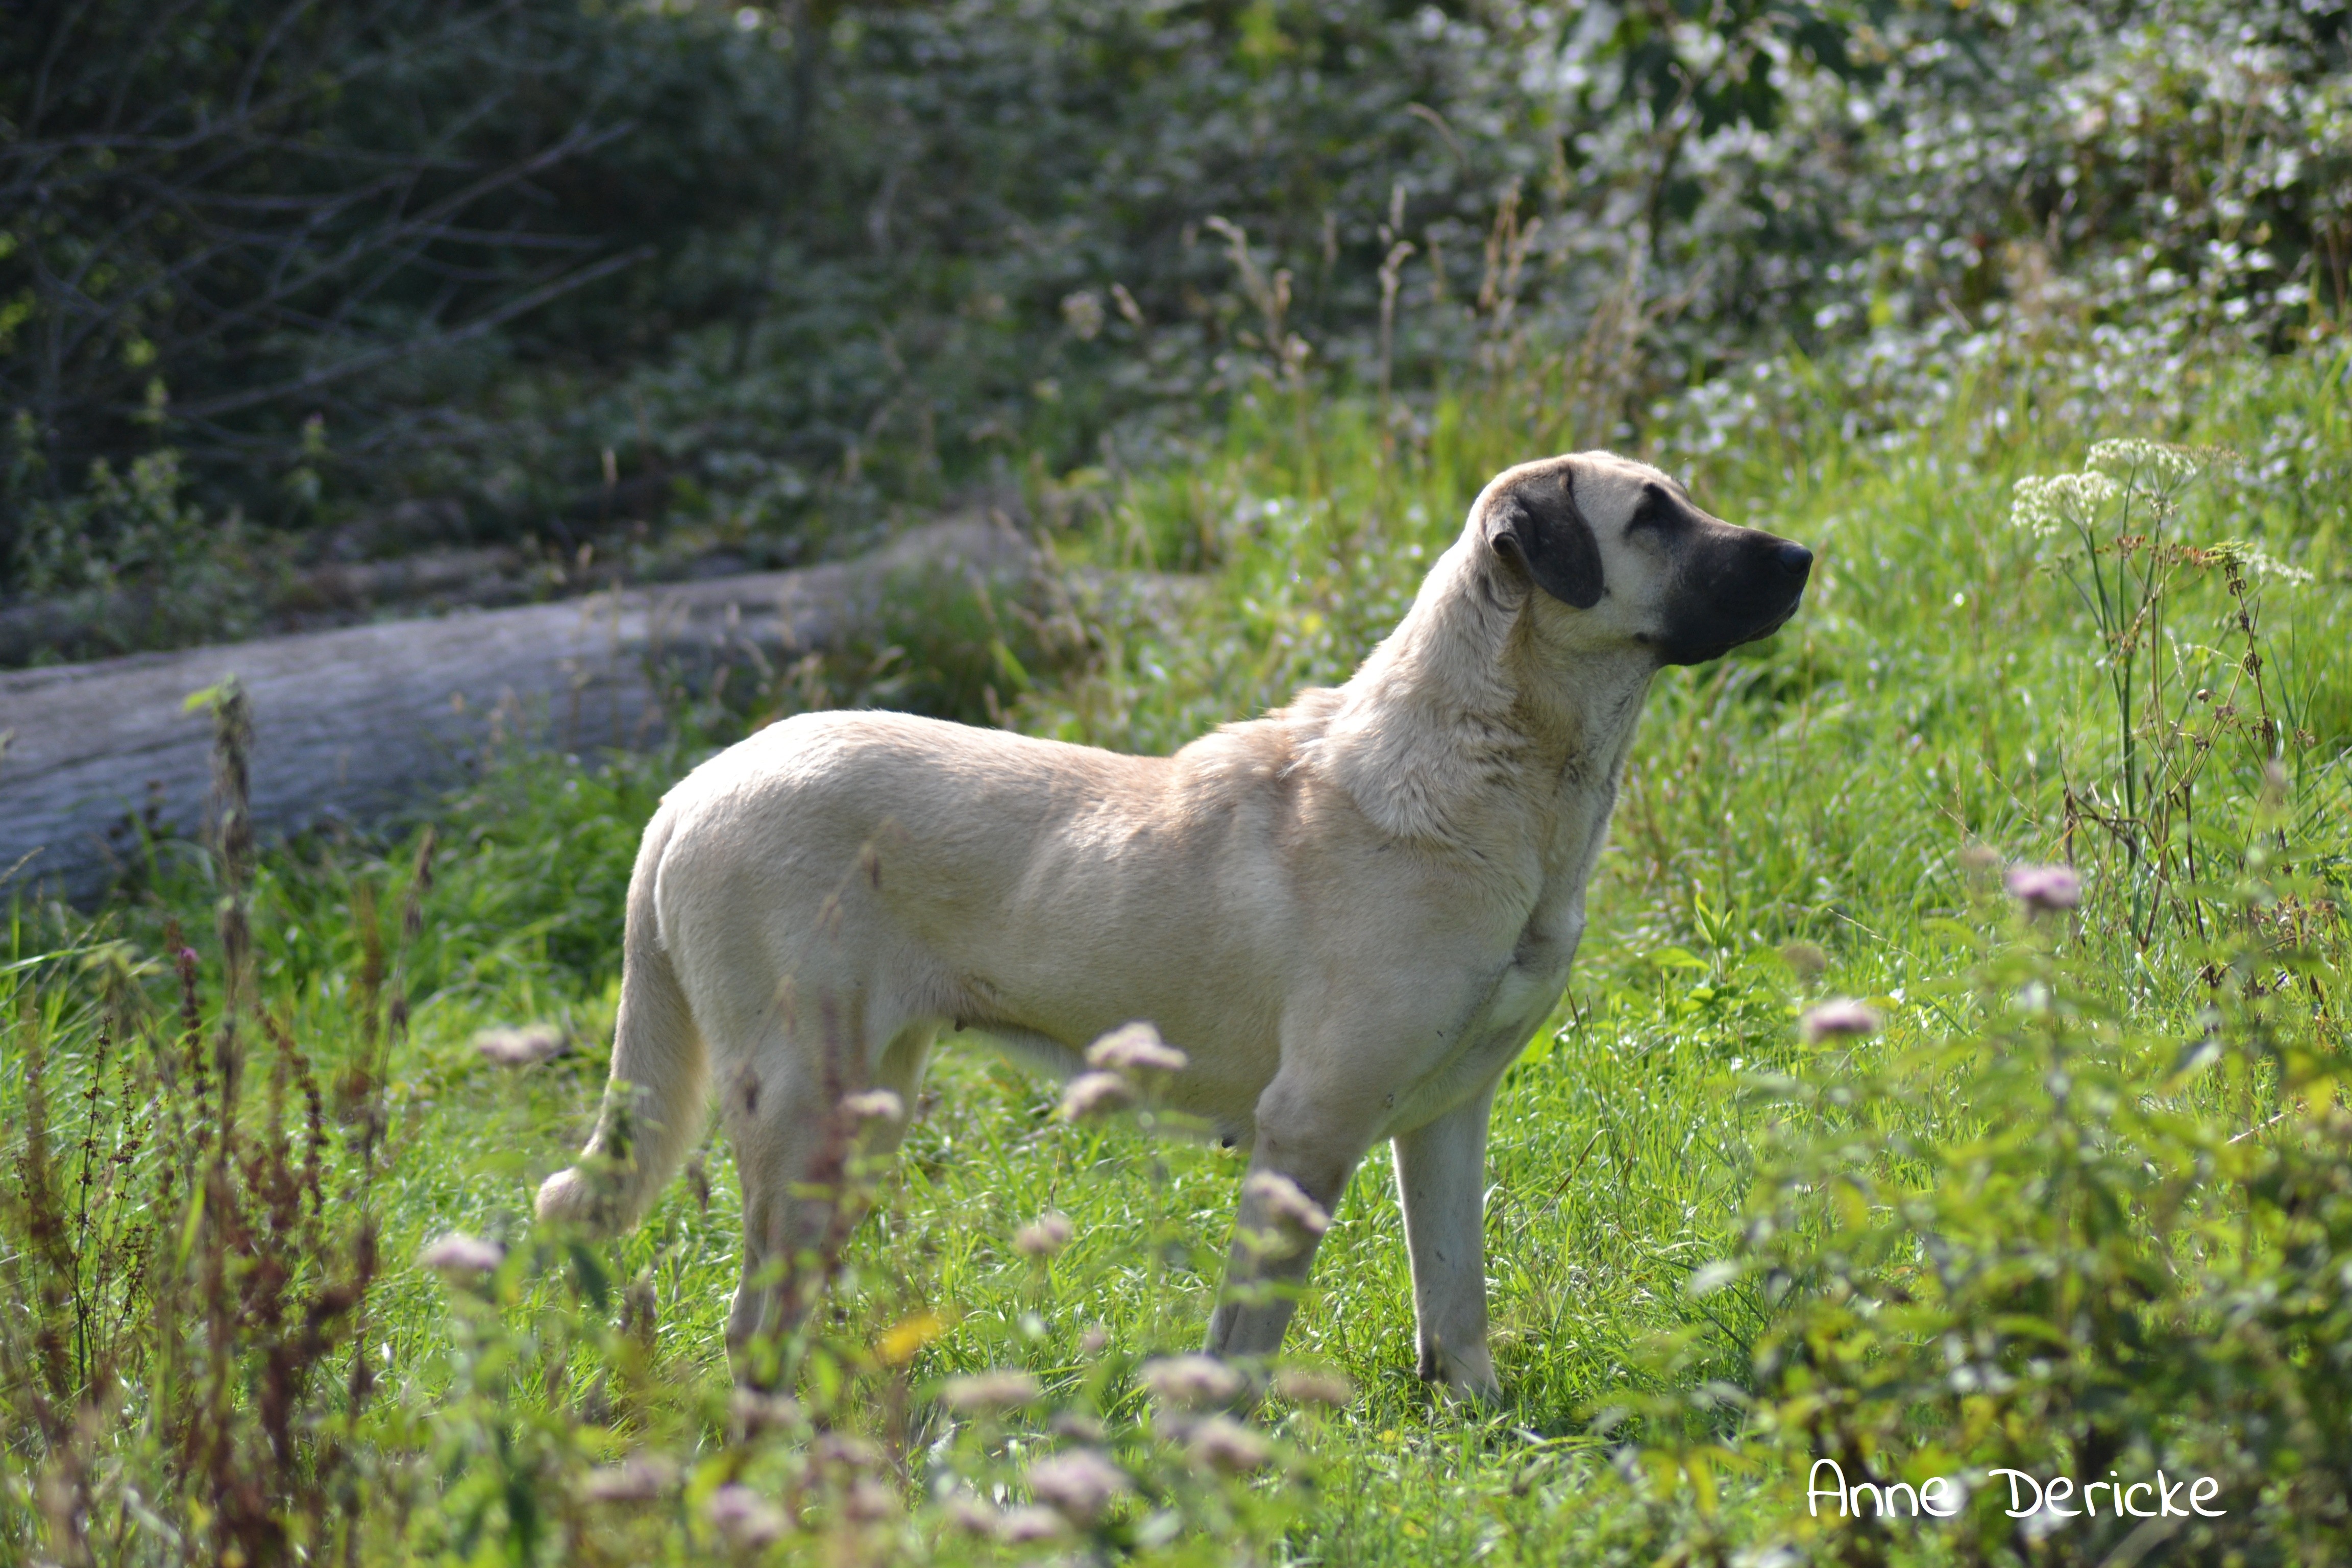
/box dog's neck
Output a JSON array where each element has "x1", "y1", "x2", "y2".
[{"x1": 1304, "y1": 534, "x2": 1656, "y2": 852}]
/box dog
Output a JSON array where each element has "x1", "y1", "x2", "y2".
[{"x1": 536, "y1": 450, "x2": 1810, "y2": 1396}]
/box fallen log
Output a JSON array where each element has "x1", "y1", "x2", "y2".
[{"x1": 1, "y1": 517, "x2": 1041, "y2": 904}]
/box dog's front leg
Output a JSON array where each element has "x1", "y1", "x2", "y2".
[
  {"x1": 1203, "y1": 1069, "x2": 1370, "y2": 1365},
  {"x1": 1392, "y1": 1077, "x2": 1502, "y2": 1400}
]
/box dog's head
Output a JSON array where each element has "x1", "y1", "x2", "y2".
[{"x1": 1474, "y1": 451, "x2": 1810, "y2": 665}]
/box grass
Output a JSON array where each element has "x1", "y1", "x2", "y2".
[{"x1": 5, "y1": 331, "x2": 2349, "y2": 1564}]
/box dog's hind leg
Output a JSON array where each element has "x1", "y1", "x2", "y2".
[{"x1": 721, "y1": 993, "x2": 938, "y2": 1387}]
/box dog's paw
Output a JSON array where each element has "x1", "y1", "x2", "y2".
[
  {"x1": 1417, "y1": 1339, "x2": 1501, "y2": 1404},
  {"x1": 534, "y1": 1166, "x2": 598, "y2": 1226}
]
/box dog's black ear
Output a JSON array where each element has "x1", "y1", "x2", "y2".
[{"x1": 1487, "y1": 476, "x2": 1604, "y2": 609}]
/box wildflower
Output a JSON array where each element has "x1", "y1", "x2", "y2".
[
  {"x1": 2086, "y1": 437, "x2": 2201, "y2": 486},
  {"x1": 997, "y1": 1505, "x2": 1069, "y2": 1543},
  {"x1": 1085, "y1": 1021, "x2": 1190, "y2": 1079},
  {"x1": 1050, "y1": 1411, "x2": 1106, "y2": 1443},
  {"x1": 1778, "y1": 941, "x2": 1829, "y2": 979},
  {"x1": 813, "y1": 1432, "x2": 885, "y2": 1472},
  {"x1": 1186, "y1": 1414, "x2": 1273, "y2": 1474},
  {"x1": 943, "y1": 1497, "x2": 1001, "y2": 1536},
  {"x1": 842, "y1": 1478, "x2": 898, "y2": 1523},
  {"x1": 1058, "y1": 1070, "x2": 1134, "y2": 1120},
  {"x1": 940, "y1": 1369, "x2": 1041, "y2": 1413},
  {"x1": 2011, "y1": 470, "x2": 2120, "y2": 537},
  {"x1": 1079, "y1": 1325, "x2": 1111, "y2": 1355},
  {"x1": 1026, "y1": 1449, "x2": 1131, "y2": 1524},
  {"x1": 1799, "y1": 999, "x2": 1881, "y2": 1044},
  {"x1": 841, "y1": 1088, "x2": 904, "y2": 1124},
  {"x1": 418, "y1": 1232, "x2": 503, "y2": 1279},
  {"x1": 2006, "y1": 863, "x2": 2082, "y2": 913},
  {"x1": 1271, "y1": 1366, "x2": 1355, "y2": 1408},
  {"x1": 1244, "y1": 1171, "x2": 1330, "y2": 1237},
  {"x1": 1141, "y1": 1354, "x2": 1244, "y2": 1410},
  {"x1": 1060, "y1": 289, "x2": 1105, "y2": 341},
  {"x1": 705, "y1": 1485, "x2": 787, "y2": 1550},
  {"x1": 730, "y1": 1387, "x2": 801, "y2": 1439},
  {"x1": 1014, "y1": 1211, "x2": 1074, "y2": 1257},
  {"x1": 472, "y1": 1023, "x2": 567, "y2": 1065},
  {"x1": 580, "y1": 1455, "x2": 677, "y2": 1503}
]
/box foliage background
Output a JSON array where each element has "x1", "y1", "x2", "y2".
[{"x1": 6, "y1": 0, "x2": 2347, "y2": 612}]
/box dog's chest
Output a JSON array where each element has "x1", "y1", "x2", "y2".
[
  {"x1": 1375, "y1": 790, "x2": 1610, "y2": 1139},
  {"x1": 1374, "y1": 948, "x2": 1570, "y2": 1139}
]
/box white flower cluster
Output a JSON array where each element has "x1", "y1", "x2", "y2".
[
  {"x1": 2209, "y1": 540, "x2": 2316, "y2": 585},
  {"x1": 2085, "y1": 437, "x2": 2202, "y2": 486},
  {"x1": 2010, "y1": 470, "x2": 2121, "y2": 537}
]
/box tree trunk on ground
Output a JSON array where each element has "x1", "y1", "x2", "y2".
[{"x1": 0, "y1": 518, "x2": 1039, "y2": 904}]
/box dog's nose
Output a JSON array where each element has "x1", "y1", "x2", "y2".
[{"x1": 1774, "y1": 541, "x2": 1813, "y2": 584}]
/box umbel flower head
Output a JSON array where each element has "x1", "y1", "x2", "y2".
[
  {"x1": 2011, "y1": 470, "x2": 2121, "y2": 537},
  {"x1": 2086, "y1": 437, "x2": 2202, "y2": 487}
]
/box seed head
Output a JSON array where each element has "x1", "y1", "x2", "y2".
[
  {"x1": 1187, "y1": 1414, "x2": 1273, "y2": 1474},
  {"x1": 943, "y1": 1497, "x2": 1001, "y2": 1536},
  {"x1": 842, "y1": 1478, "x2": 898, "y2": 1523},
  {"x1": 2005, "y1": 863, "x2": 2082, "y2": 913},
  {"x1": 842, "y1": 1088, "x2": 904, "y2": 1123},
  {"x1": 580, "y1": 1455, "x2": 677, "y2": 1504},
  {"x1": 1085, "y1": 1022, "x2": 1189, "y2": 1079},
  {"x1": 418, "y1": 1232, "x2": 503, "y2": 1279},
  {"x1": 1271, "y1": 1365, "x2": 1355, "y2": 1408},
  {"x1": 1799, "y1": 999, "x2": 1881, "y2": 1044},
  {"x1": 940, "y1": 1369, "x2": 1042, "y2": 1413},
  {"x1": 1244, "y1": 1171, "x2": 1330, "y2": 1237},
  {"x1": 1026, "y1": 1449, "x2": 1131, "y2": 1524},
  {"x1": 1014, "y1": 1211, "x2": 1074, "y2": 1257},
  {"x1": 997, "y1": 1505, "x2": 1069, "y2": 1543},
  {"x1": 1141, "y1": 1354, "x2": 1244, "y2": 1410},
  {"x1": 729, "y1": 1388, "x2": 801, "y2": 1439},
  {"x1": 704, "y1": 1485, "x2": 787, "y2": 1550},
  {"x1": 1058, "y1": 1070, "x2": 1135, "y2": 1121},
  {"x1": 1778, "y1": 941, "x2": 1828, "y2": 979},
  {"x1": 472, "y1": 1023, "x2": 568, "y2": 1066}
]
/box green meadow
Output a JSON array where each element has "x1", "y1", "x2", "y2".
[{"x1": 8, "y1": 334, "x2": 2349, "y2": 1565}]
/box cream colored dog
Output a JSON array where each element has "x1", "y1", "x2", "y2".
[{"x1": 537, "y1": 451, "x2": 1810, "y2": 1396}]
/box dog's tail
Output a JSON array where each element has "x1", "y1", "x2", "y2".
[{"x1": 535, "y1": 806, "x2": 707, "y2": 1236}]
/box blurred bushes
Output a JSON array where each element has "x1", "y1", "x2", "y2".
[{"x1": 5, "y1": 0, "x2": 2348, "y2": 605}]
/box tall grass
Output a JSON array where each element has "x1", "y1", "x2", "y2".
[{"x1": 4, "y1": 327, "x2": 2348, "y2": 1561}]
